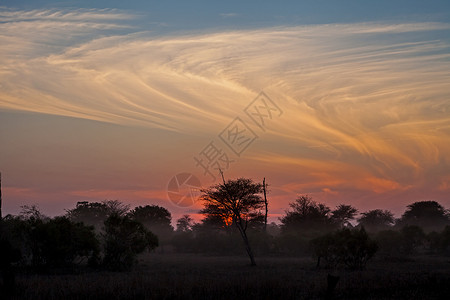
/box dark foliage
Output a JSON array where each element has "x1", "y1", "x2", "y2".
[
  {"x1": 331, "y1": 204, "x2": 358, "y2": 228},
  {"x1": 172, "y1": 215, "x2": 196, "y2": 253},
  {"x1": 277, "y1": 196, "x2": 336, "y2": 254},
  {"x1": 375, "y1": 229, "x2": 404, "y2": 258},
  {"x1": 357, "y1": 209, "x2": 394, "y2": 232},
  {"x1": 200, "y1": 177, "x2": 265, "y2": 265},
  {"x1": 311, "y1": 227, "x2": 378, "y2": 270},
  {"x1": 398, "y1": 201, "x2": 450, "y2": 231},
  {"x1": 400, "y1": 225, "x2": 426, "y2": 254},
  {"x1": 66, "y1": 200, "x2": 129, "y2": 230},
  {"x1": 128, "y1": 205, "x2": 173, "y2": 246},
  {"x1": 439, "y1": 225, "x2": 450, "y2": 255},
  {"x1": 102, "y1": 214, "x2": 158, "y2": 271},
  {"x1": 280, "y1": 195, "x2": 333, "y2": 234},
  {"x1": 0, "y1": 230, "x2": 21, "y2": 295},
  {"x1": 2, "y1": 215, "x2": 99, "y2": 270},
  {"x1": 176, "y1": 215, "x2": 194, "y2": 233}
]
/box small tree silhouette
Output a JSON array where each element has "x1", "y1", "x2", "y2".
[
  {"x1": 399, "y1": 201, "x2": 450, "y2": 231},
  {"x1": 66, "y1": 200, "x2": 130, "y2": 231},
  {"x1": 200, "y1": 177, "x2": 264, "y2": 266},
  {"x1": 331, "y1": 204, "x2": 358, "y2": 228},
  {"x1": 2, "y1": 213, "x2": 99, "y2": 270},
  {"x1": 357, "y1": 209, "x2": 394, "y2": 232},
  {"x1": 401, "y1": 225, "x2": 426, "y2": 254},
  {"x1": 102, "y1": 214, "x2": 158, "y2": 271},
  {"x1": 128, "y1": 205, "x2": 174, "y2": 246},
  {"x1": 176, "y1": 215, "x2": 194, "y2": 232},
  {"x1": 280, "y1": 195, "x2": 332, "y2": 232},
  {"x1": 312, "y1": 227, "x2": 378, "y2": 270}
]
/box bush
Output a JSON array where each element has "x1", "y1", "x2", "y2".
[
  {"x1": 2, "y1": 216, "x2": 99, "y2": 270},
  {"x1": 375, "y1": 230, "x2": 403, "y2": 258},
  {"x1": 400, "y1": 225, "x2": 425, "y2": 255},
  {"x1": 439, "y1": 226, "x2": 450, "y2": 255},
  {"x1": 102, "y1": 214, "x2": 158, "y2": 271},
  {"x1": 312, "y1": 227, "x2": 378, "y2": 270}
]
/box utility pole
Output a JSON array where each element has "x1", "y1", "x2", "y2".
[
  {"x1": 0, "y1": 171, "x2": 2, "y2": 221},
  {"x1": 263, "y1": 177, "x2": 268, "y2": 232},
  {"x1": 0, "y1": 171, "x2": 3, "y2": 235}
]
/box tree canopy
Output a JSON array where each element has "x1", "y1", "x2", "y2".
[
  {"x1": 176, "y1": 215, "x2": 194, "y2": 232},
  {"x1": 128, "y1": 205, "x2": 174, "y2": 244},
  {"x1": 357, "y1": 209, "x2": 394, "y2": 232},
  {"x1": 399, "y1": 201, "x2": 450, "y2": 231},
  {"x1": 200, "y1": 177, "x2": 265, "y2": 266},
  {"x1": 102, "y1": 214, "x2": 158, "y2": 271},
  {"x1": 331, "y1": 204, "x2": 358, "y2": 228},
  {"x1": 280, "y1": 195, "x2": 332, "y2": 233},
  {"x1": 66, "y1": 200, "x2": 130, "y2": 230}
]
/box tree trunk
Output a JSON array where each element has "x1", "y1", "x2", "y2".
[{"x1": 236, "y1": 223, "x2": 256, "y2": 266}]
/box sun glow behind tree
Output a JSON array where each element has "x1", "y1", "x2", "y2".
[{"x1": 200, "y1": 177, "x2": 265, "y2": 266}]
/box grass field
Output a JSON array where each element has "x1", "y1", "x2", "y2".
[{"x1": 7, "y1": 253, "x2": 450, "y2": 299}]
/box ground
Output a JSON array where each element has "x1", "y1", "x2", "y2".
[{"x1": 6, "y1": 253, "x2": 450, "y2": 299}]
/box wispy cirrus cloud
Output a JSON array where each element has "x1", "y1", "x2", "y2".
[
  {"x1": 0, "y1": 8, "x2": 134, "y2": 22},
  {"x1": 1, "y1": 9, "x2": 450, "y2": 212},
  {"x1": 0, "y1": 8, "x2": 134, "y2": 59},
  {"x1": 220, "y1": 13, "x2": 239, "y2": 18}
]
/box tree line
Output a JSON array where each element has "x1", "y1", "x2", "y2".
[{"x1": 1, "y1": 177, "x2": 450, "y2": 282}]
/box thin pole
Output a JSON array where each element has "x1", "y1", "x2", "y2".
[
  {"x1": 263, "y1": 177, "x2": 268, "y2": 232},
  {"x1": 219, "y1": 168, "x2": 226, "y2": 185},
  {"x1": 0, "y1": 171, "x2": 2, "y2": 221}
]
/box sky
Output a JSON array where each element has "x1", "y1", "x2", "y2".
[{"x1": 1, "y1": 1, "x2": 450, "y2": 223}]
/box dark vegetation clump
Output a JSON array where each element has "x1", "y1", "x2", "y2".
[
  {"x1": 102, "y1": 214, "x2": 158, "y2": 271},
  {"x1": 1, "y1": 177, "x2": 450, "y2": 298},
  {"x1": 2, "y1": 212, "x2": 99, "y2": 271},
  {"x1": 311, "y1": 227, "x2": 378, "y2": 269},
  {"x1": 0, "y1": 203, "x2": 158, "y2": 273}
]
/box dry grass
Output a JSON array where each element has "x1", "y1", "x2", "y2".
[{"x1": 6, "y1": 254, "x2": 450, "y2": 299}]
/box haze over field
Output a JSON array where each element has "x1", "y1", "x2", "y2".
[{"x1": 1, "y1": 1, "x2": 450, "y2": 221}]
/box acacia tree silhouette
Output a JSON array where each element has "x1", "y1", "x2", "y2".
[
  {"x1": 331, "y1": 204, "x2": 358, "y2": 228},
  {"x1": 200, "y1": 174, "x2": 264, "y2": 266},
  {"x1": 357, "y1": 209, "x2": 394, "y2": 232},
  {"x1": 399, "y1": 201, "x2": 450, "y2": 231}
]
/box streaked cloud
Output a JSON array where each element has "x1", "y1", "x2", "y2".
[
  {"x1": 0, "y1": 8, "x2": 133, "y2": 21},
  {"x1": 1, "y1": 8, "x2": 449, "y2": 215},
  {"x1": 220, "y1": 13, "x2": 239, "y2": 18}
]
